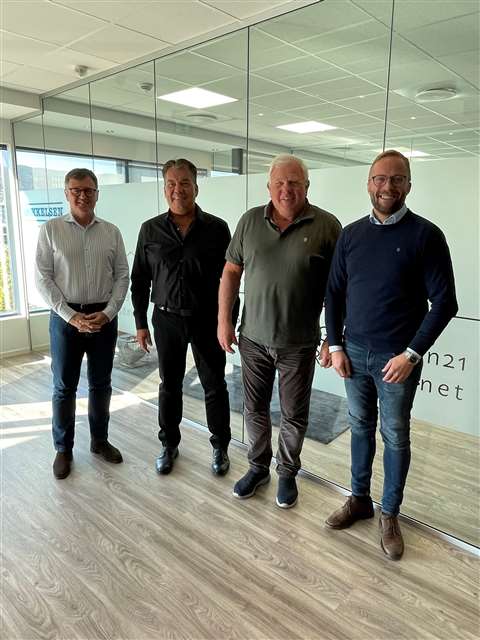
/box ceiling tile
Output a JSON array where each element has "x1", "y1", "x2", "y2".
[
  {"x1": 437, "y1": 52, "x2": 480, "y2": 89},
  {"x1": 2, "y1": 1, "x2": 105, "y2": 45},
  {"x1": 115, "y1": 1, "x2": 236, "y2": 43},
  {"x1": 257, "y1": 1, "x2": 371, "y2": 42},
  {"x1": 299, "y1": 76, "x2": 382, "y2": 101},
  {"x1": 1, "y1": 32, "x2": 57, "y2": 65},
  {"x1": 51, "y1": 0, "x2": 142, "y2": 21},
  {"x1": 282, "y1": 102, "x2": 354, "y2": 120},
  {"x1": 281, "y1": 64, "x2": 351, "y2": 89},
  {"x1": 201, "y1": 0, "x2": 290, "y2": 20},
  {"x1": 401, "y1": 14, "x2": 479, "y2": 58},
  {"x1": 192, "y1": 32, "x2": 248, "y2": 71},
  {"x1": 1, "y1": 65, "x2": 75, "y2": 91},
  {"x1": 0, "y1": 60, "x2": 22, "y2": 78},
  {"x1": 252, "y1": 89, "x2": 320, "y2": 110},
  {"x1": 70, "y1": 25, "x2": 168, "y2": 63},
  {"x1": 297, "y1": 20, "x2": 388, "y2": 54},
  {"x1": 32, "y1": 48, "x2": 116, "y2": 78},
  {"x1": 353, "y1": 0, "x2": 478, "y2": 31},
  {"x1": 155, "y1": 51, "x2": 238, "y2": 85}
]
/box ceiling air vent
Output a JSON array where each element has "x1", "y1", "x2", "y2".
[
  {"x1": 183, "y1": 112, "x2": 218, "y2": 124},
  {"x1": 415, "y1": 87, "x2": 458, "y2": 103}
]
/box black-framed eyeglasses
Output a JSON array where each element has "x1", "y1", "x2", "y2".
[
  {"x1": 67, "y1": 188, "x2": 98, "y2": 197},
  {"x1": 370, "y1": 175, "x2": 408, "y2": 187}
]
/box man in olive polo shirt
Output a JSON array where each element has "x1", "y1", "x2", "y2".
[{"x1": 218, "y1": 154, "x2": 341, "y2": 508}]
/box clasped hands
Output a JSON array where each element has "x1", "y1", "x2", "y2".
[{"x1": 69, "y1": 311, "x2": 109, "y2": 333}]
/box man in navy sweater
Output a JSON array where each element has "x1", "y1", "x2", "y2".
[{"x1": 324, "y1": 150, "x2": 457, "y2": 560}]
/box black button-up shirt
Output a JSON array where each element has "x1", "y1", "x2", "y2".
[{"x1": 131, "y1": 205, "x2": 231, "y2": 329}]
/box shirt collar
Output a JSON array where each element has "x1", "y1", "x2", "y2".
[
  {"x1": 264, "y1": 199, "x2": 314, "y2": 223},
  {"x1": 369, "y1": 204, "x2": 408, "y2": 226},
  {"x1": 65, "y1": 212, "x2": 99, "y2": 227},
  {"x1": 167, "y1": 203, "x2": 203, "y2": 223}
]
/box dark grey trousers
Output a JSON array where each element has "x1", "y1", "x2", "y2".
[{"x1": 239, "y1": 335, "x2": 316, "y2": 477}]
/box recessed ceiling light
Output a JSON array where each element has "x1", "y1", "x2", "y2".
[
  {"x1": 276, "y1": 121, "x2": 336, "y2": 134},
  {"x1": 410, "y1": 116, "x2": 416, "y2": 120},
  {"x1": 157, "y1": 87, "x2": 237, "y2": 109},
  {"x1": 415, "y1": 87, "x2": 458, "y2": 103},
  {"x1": 258, "y1": 113, "x2": 264, "y2": 117}
]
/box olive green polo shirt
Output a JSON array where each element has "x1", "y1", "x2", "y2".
[{"x1": 226, "y1": 200, "x2": 341, "y2": 348}]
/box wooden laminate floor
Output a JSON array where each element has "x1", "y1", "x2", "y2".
[
  {"x1": 110, "y1": 349, "x2": 480, "y2": 547},
  {"x1": 1, "y1": 352, "x2": 479, "y2": 640}
]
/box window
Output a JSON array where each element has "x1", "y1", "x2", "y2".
[{"x1": 0, "y1": 146, "x2": 17, "y2": 314}]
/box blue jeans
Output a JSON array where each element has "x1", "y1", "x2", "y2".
[
  {"x1": 344, "y1": 340, "x2": 422, "y2": 516},
  {"x1": 49, "y1": 312, "x2": 118, "y2": 452}
]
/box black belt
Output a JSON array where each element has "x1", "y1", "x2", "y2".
[
  {"x1": 68, "y1": 302, "x2": 108, "y2": 313},
  {"x1": 157, "y1": 305, "x2": 193, "y2": 317}
]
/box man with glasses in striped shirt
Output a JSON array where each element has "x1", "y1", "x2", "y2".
[{"x1": 36, "y1": 168, "x2": 129, "y2": 480}]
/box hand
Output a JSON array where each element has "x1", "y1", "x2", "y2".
[
  {"x1": 82, "y1": 311, "x2": 109, "y2": 332},
  {"x1": 136, "y1": 328, "x2": 152, "y2": 353},
  {"x1": 69, "y1": 312, "x2": 89, "y2": 332},
  {"x1": 316, "y1": 340, "x2": 332, "y2": 368},
  {"x1": 332, "y1": 350, "x2": 352, "y2": 378},
  {"x1": 217, "y1": 320, "x2": 238, "y2": 354},
  {"x1": 382, "y1": 354, "x2": 414, "y2": 383}
]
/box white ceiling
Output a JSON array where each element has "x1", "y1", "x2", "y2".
[
  {"x1": 3, "y1": 0, "x2": 479, "y2": 168},
  {"x1": 0, "y1": 0, "x2": 309, "y2": 95}
]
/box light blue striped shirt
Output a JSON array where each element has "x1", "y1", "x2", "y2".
[{"x1": 35, "y1": 213, "x2": 129, "y2": 322}]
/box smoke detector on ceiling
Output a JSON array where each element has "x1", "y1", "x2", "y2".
[
  {"x1": 74, "y1": 65, "x2": 89, "y2": 78},
  {"x1": 138, "y1": 81, "x2": 154, "y2": 94},
  {"x1": 415, "y1": 87, "x2": 458, "y2": 103}
]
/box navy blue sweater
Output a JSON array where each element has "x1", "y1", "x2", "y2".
[{"x1": 325, "y1": 210, "x2": 458, "y2": 356}]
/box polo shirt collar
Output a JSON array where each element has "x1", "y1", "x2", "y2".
[{"x1": 264, "y1": 199, "x2": 314, "y2": 223}]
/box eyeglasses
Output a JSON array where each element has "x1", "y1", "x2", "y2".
[
  {"x1": 67, "y1": 188, "x2": 98, "y2": 197},
  {"x1": 370, "y1": 175, "x2": 408, "y2": 187}
]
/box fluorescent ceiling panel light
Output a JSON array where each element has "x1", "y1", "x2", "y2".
[
  {"x1": 276, "y1": 121, "x2": 336, "y2": 134},
  {"x1": 157, "y1": 87, "x2": 237, "y2": 109}
]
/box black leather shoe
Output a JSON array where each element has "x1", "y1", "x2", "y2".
[
  {"x1": 211, "y1": 449, "x2": 230, "y2": 476},
  {"x1": 53, "y1": 451, "x2": 73, "y2": 479},
  {"x1": 90, "y1": 440, "x2": 123, "y2": 463},
  {"x1": 155, "y1": 447, "x2": 178, "y2": 475}
]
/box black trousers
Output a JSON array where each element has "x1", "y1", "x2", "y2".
[{"x1": 152, "y1": 306, "x2": 231, "y2": 450}]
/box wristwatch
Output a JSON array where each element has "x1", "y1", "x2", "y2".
[{"x1": 403, "y1": 350, "x2": 421, "y2": 365}]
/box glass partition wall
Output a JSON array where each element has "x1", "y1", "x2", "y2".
[{"x1": 12, "y1": 0, "x2": 479, "y2": 546}]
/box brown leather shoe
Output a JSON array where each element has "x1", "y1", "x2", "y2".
[
  {"x1": 379, "y1": 513, "x2": 404, "y2": 560},
  {"x1": 325, "y1": 495, "x2": 374, "y2": 529},
  {"x1": 90, "y1": 440, "x2": 123, "y2": 463},
  {"x1": 53, "y1": 451, "x2": 73, "y2": 479}
]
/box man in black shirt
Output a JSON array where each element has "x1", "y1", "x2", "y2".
[{"x1": 131, "y1": 158, "x2": 232, "y2": 476}]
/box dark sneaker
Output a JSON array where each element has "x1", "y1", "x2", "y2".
[
  {"x1": 233, "y1": 469, "x2": 270, "y2": 499},
  {"x1": 211, "y1": 449, "x2": 230, "y2": 476},
  {"x1": 155, "y1": 447, "x2": 178, "y2": 475},
  {"x1": 325, "y1": 495, "x2": 374, "y2": 529},
  {"x1": 379, "y1": 513, "x2": 404, "y2": 560},
  {"x1": 90, "y1": 440, "x2": 123, "y2": 463},
  {"x1": 53, "y1": 451, "x2": 73, "y2": 479},
  {"x1": 276, "y1": 476, "x2": 298, "y2": 509}
]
